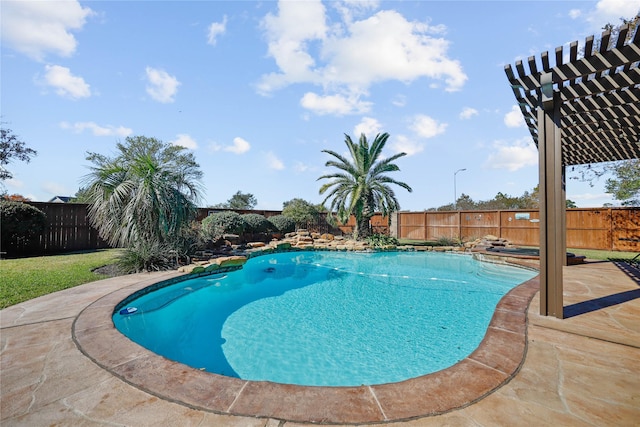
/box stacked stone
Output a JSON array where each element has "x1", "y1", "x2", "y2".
[
  {"x1": 269, "y1": 229, "x2": 371, "y2": 251},
  {"x1": 466, "y1": 235, "x2": 515, "y2": 252},
  {"x1": 177, "y1": 255, "x2": 248, "y2": 274}
]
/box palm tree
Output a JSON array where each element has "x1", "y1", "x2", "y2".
[
  {"x1": 318, "y1": 133, "x2": 412, "y2": 239},
  {"x1": 82, "y1": 136, "x2": 203, "y2": 250}
]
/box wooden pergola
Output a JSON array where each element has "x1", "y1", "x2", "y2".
[{"x1": 504, "y1": 24, "x2": 640, "y2": 318}]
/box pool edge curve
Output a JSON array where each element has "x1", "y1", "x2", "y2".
[{"x1": 73, "y1": 255, "x2": 540, "y2": 424}]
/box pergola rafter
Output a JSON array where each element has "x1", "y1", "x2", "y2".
[{"x1": 504, "y1": 22, "x2": 640, "y2": 318}]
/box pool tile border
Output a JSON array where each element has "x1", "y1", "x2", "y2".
[{"x1": 73, "y1": 265, "x2": 540, "y2": 424}]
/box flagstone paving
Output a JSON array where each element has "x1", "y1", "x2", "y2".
[{"x1": 1, "y1": 259, "x2": 639, "y2": 426}]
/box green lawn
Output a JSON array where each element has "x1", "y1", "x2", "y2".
[
  {"x1": 398, "y1": 239, "x2": 637, "y2": 261},
  {"x1": 523, "y1": 246, "x2": 638, "y2": 261},
  {"x1": 0, "y1": 249, "x2": 120, "y2": 309},
  {"x1": 565, "y1": 247, "x2": 638, "y2": 261}
]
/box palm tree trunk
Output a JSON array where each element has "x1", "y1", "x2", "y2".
[{"x1": 356, "y1": 216, "x2": 371, "y2": 240}]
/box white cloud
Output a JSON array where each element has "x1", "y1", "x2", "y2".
[
  {"x1": 459, "y1": 107, "x2": 479, "y2": 120},
  {"x1": 227, "y1": 137, "x2": 251, "y2": 154},
  {"x1": 484, "y1": 137, "x2": 538, "y2": 171},
  {"x1": 258, "y1": 2, "x2": 467, "y2": 113},
  {"x1": 321, "y1": 10, "x2": 467, "y2": 91},
  {"x1": 332, "y1": 0, "x2": 380, "y2": 24},
  {"x1": 207, "y1": 16, "x2": 228, "y2": 46},
  {"x1": 571, "y1": 192, "x2": 613, "y2": 201},
  {"x1": 300, "y1": 92, "x2": 371, "y2": 115},
  {"x1": 1, "y1": 0, "x2": 93, "y2": 61},
  {"x1": 504, "y1": 105, "x2": 525, "y2": 128},
  {"x1": 389, "y1": 134, "x2": 424, "y2": 156},
  {"x1": 410, "y1": 114, "x2": 447, "y2": 138},
  {"x1": 60, "y1": 121, "x2": 132, "y2": 137},
  {"x1": 585, "y1": 0, "x2": 640, "y2": 31},
  {"x1": 293, "y1": 161, "x2": 315, "y2": 173},
  {"x1": 258, "y1": 0, "x2": 328, "y2": 93},
  {"x1": 171, "y1": 134, "x2": 198, "y2": 150},
  {"x1": 145, "y1": 67, "x2": 180, "y2": 103},
  {"x1": 568, "y1": 9, "x2": 582, "y2": 19},
  {"x1": 391, "y1": 95, "x2": 406, "y2": 107},
  {"x1": 5, "y1": 178, "x2": 24, "y2": 189},
  {"x1": 354, "y1": 117, "x2": 382, "y2": 138},
  {"x1": 42, "y1": 181, "x2": 70, "y2": 197},
  {"x1": 265, "y1": 151, "x2": 285, "y2": 170},
  {"x1": 569, "y1": 192, "x2": 616, "y2": 207},
  {"x1": 210, "y1": 137, "x2": 251, "y2": 154},
  {"x1": 42, "y1": 65, "x2": 91, "y2": 99}
]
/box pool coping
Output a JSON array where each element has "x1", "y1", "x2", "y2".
[{"x1": 73, "y1": 256, "x2": 540, "y2": 425}]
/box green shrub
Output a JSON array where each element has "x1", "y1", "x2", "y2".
[
  {"x1": 0, "y1": 201, "x2": 47, "y2": 255},
  {"x1": 267, "y1": 215, "x2": 296, "y2": 233},
  {"x1": 169, "y1": 221, "x2": 205, "y2": 259},
  {"x1": 366, "y1": 233, "x2": 398, "y2": 248},
  {"x1": 201, "y1": 211, "x2": 246, "y2": 241},
  {"x1": 241, "y1": 213, "x2": 274, "y2": 234},
  {"x1": 282, "y1": 198, "x2": 321, "y2": 228}
]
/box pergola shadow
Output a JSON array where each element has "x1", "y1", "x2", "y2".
[{"x1": 563, "y1": 260, "x2": 640, "y2": 318}]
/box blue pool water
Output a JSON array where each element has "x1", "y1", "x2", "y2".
[{"x1": 113, "y1": 251, "x2": 535, "y2": 386}]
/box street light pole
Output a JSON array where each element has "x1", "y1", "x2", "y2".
[{"x1": 454, "y1": 168, "x2": 467, "y2": 210}]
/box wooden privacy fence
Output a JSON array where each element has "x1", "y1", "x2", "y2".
[
  {"x1": 6, "y1": 203, "x2": 637, "y2": 256},
  {"x1": 394, "y1": 208, "x2": 640, "y2": 251},
  {"x1": 7, "y1": 202, "x2": 110, "y2": 257}
]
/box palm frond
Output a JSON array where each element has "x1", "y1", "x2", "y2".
[{"x1": 318, "y1": 131, "x2": 412, "y2": 238}]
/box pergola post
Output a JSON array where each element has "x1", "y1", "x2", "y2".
[
  {"x1": 505, "y1": 24, "x2": 639, "y2": 318},
  {"x1": 538, "y1": 72, "x2": 565, "y2": 318}
]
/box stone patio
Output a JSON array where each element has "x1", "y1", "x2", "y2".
[{"x1": 1, "y1": 258, "x2": 639, "y2": 426}]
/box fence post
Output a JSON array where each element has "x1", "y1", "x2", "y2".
[
  {"x1": 389, "y1": 212, "x2": 398, "y2": 238},
  {"x1": 609, "y1": 207, "x2": 613, "y2": 251}
]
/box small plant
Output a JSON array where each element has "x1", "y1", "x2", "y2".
[
  {"x1": 116, "y1": 240, "x2": 174, "y2": 273},
  {"x1": 435, "y1": 236, "x2": 461, "y2": 246},
  {"x1": 201, "y1": 211, "x2": 246, "y2": 242},
  {"x1": 169, "y1": 221, "x2": 205, "y2": 261},
  {"x1": 241, "y1": 213, "x2": 274, "y2": 234},
  {"x1": 366, "y1": 233, "x2": 398, "y2": 248},
  {"x1": 267, "y1": 215, "x2": 296, "y2": 234}
]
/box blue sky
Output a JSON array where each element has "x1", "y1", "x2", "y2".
[{"x1": 2, "y1": 0, "x2": 639, "y2": 210}]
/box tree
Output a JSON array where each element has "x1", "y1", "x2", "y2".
[
  {"x1": 318, "y1": 133, "x2": 412, "y2": 239},
  {"x1": 0, "y1": 193, "x2": 30, "y2": 202},
  {"x1": 0, "y1": 126, "x2": 37, "y2": 181},
  {"x1": 281, "y1": 198, "x2": 322, "y2": 229},
  {"x1": 604, "y1": 159, "x2": 640, "y2": 206},
  {"x1": 212, "y1": 191, "x2": 257, "y2": 210},
  {"x1": 520, "y1": 185, "x2": 539, "y2": 209},
  {"x1": 455, "y1": 193, "x2": 476, "y2": 210},
  {"x1": 82, "y1": 136, "x2": 203, "y2": 252},
  {"x1": 227, "y1": 191, "x2": 257, "y2": 210},
  {"x1": 431, "y1": 185, "x2": 540, "y2": 211}
]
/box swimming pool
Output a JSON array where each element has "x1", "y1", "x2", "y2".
[{"x1": 113, "y1": 251, "x2": 535, "y2": 386}]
